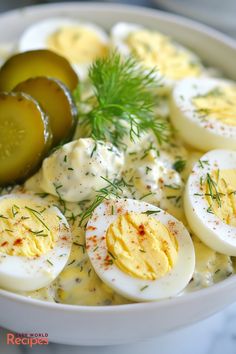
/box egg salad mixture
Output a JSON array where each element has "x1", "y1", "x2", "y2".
[{"x1": 0, "y1": 19, "x2": 236, "y2": 306}]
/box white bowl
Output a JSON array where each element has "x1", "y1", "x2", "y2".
[
  {"x1": 153, "y1": 0, "x2": 236, "y2": 38},
  {"x1": 0, "y1": 2, "x2": 236, "y2": 346}
]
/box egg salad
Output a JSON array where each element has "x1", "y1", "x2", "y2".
[{"x1": 0, "y1": 18, "x2": 235, "y2": 306}]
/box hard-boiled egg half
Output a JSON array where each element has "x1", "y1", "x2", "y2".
[
  {"x1": 184, "y1": 149, "x2": 236, "y2": 256},
  {"x1": 86, "y1": 198, "x2": 195, "y2": 301},
  {"x1": 111, "y1": 22, "x2": 203, "y2": 94},
  {"x1": 170, "y1": 78, "x2": 236, "y2": 151},
  {"x1": 0, "y1": 194, "x2": 72, "y2": 292},
  {"x1": 18, "y1": 18, "x2": 109, "y2": 80}
]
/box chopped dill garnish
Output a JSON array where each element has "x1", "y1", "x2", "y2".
[
  {"x1": 108, "y1": 251, "x2": 116, "y2": 260},
  {"x1": 25, "y1": 206, "x2": 50, "y2": 231},
  {"x1": 207, "y1": 206, "x2": 213, "y2": 214},
  {"x1": 173, "y1": 159, "x2": 186, "y2": 173},
  {"x1": 205, "y1": 173, "x2": 221, "y2": 207},
  {"x1": 198, "y1": 159, "x2": 210, "y2": 169},
  {"x1": 29, "y1": 229, "x2": 48, "y2": 237},
  {"x1": 74, "y1": 52, "x2": 169, "y2": 146},
  {"x1": 164, "y1": 184, "x2": 181, "y2": 190},
  {"x1": 53, "y1": 183, "x2": 67, "y2": 214},
  {"x1": 140, "y1": 285, "x2": 149, "y2": 291},
  {"x1": 11, "y1": 204, "x2": 19, "y2": 218},
  {"x1": 90, "y1": 141, "x2": 98, "y2": 157},
  {"x1": 68, "y1": 259, "x2": 76, "y2": 266},
  {"x1": 140, "y1": 192, "x2": 153, "y2": 200},
  {"x1": 35, "y1": 192, "x2": 49, "y2": 199},
  {"x1": 0, "y1": 214, "x2": 8, "y2": 219},
  {"x1": 73, "y1": 242, "x2": 85, "y2": 253},
  {"x1": 111, "y1": 205, "x2": 114, "y2": 215},
  {"x1": 142, "y1": 210, "x2": 160, "y2": 215},
  {"x1": 79, "y1": 177, "x2": 125, "y2": 226}
]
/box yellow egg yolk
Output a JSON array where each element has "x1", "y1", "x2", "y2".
[
  {"x1": 205, "y1": 169, "x2": 236, "y2": 226},
  {"x1": 125, "y1": 30, "x2": 202, "y2": 80},
  {"x1": 193, "y1": 87, "x2": 236, "y2": 126},
  {"x1": 47, "y1": 26, "x2": 108, "y2": 64},
  {"x1": 0, "y1": 197, "x2": 60, "y2": 258},
  {"x1": 106, "y1": 212, "x2": 179, "y2": 280}
]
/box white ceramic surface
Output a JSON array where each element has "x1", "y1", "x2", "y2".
[{"x1": 0, "y1": 2, "x2": 236, "y2": 346}]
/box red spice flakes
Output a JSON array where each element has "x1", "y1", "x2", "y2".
[
  {"x1": 13, "y1": 238, "x2": 23, "y2": 246},
  {"x1": 104, "y1": 254, "x2": 115, "y2": 268},
  {"x1": 1, "y1": 241, "x2": 8, "y2": 247},
  {"x1": 87, "y1": 235, "x2": 97, "y2": 244},
  {"x1": 61, "y1": 236, "x2": 68, "y2": 241},
  {"x1": 117, "y1": 207, "x2": 123, "y2": 214},
  {"x1": 138, "y1": 224, "x2": 145, "y2": 236},
  {"x1": 86, "y1": 225, "x2": 97, "y2": 231},
  {"x1": 168, "y1": 220, "x2": 176, "y2": 227}
]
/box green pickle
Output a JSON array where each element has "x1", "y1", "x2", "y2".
[
  {"x1": 0, "y1": 49, "x2": 79, "y2": 92},
  {"x1": 0, "y1": 92, "x2": 52, "y2": 186},
  {"x1": 13, "y1": 77, "x2": 78, "y2": 146}
]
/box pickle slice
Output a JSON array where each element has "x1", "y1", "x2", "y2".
[
  {"x1": 0, "y1": 49, "x2": 78, "y2": 92},
  {"x1": 0, "y1": 92, "x2": 52, "y2": 186},
  {"x1": 13, "y1": 77, "x2": 78, "y2": 146}
]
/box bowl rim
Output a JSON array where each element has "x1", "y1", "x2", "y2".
[
  {"x1": 0, "y1": 1, "x2": 236, "y2": 314},
  {"x1": 1, "y1": 274, "x2": 236, "y2": 312},
  {"x1": 1, "y1": 2, "x2": 236, "y2": 48}
]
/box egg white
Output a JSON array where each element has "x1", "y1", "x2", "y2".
[
  {"x1": 184, "y1": 149, "x2": 236, "y2": 256},
  {"x1": 18, "y1": 18, "x2": 109, "y2": 81},
  {"x1": 170, "y1": 78, "x2": 236, "y2": 151},
  {"x1": 86, "y1": 198, "x2": 195, "y2": 302},
  {"x1": 0, "y1": 194, "x2": 72, "y2": 292}
]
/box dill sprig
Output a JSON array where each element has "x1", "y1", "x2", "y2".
[
  {"x1": 75, "y1": 52, "x2": 169, "y2": 146},
  {"x1": 79, "y1": 177, "x2": 125, "y2": 227}
]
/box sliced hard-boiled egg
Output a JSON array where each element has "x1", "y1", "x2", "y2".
[
  {"x1": 86, "y1": 198, "x2": 195, "y2": 302},
  {"x1": 184, "y1": 149, "x2": 236, "y2": 256},
  {"x1": 170, "y1": 78, "x2": 236, "y2": 151},
  {"x1": 18, "y1": 18, "x2": 109, "y2": 80},
  {"x1": 111, "y1": 22, "x2": 203, "y2": 93},
  {"x1": 0, "y1": 193, "x2": 72, "y2": 292}
]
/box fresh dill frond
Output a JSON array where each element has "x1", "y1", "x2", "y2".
[
  {"x1": 79, "y1": 177, "x2": 125, "y2": 227},
  {"x1": 75, "y1": 52, "x2": 169, "y2": 146}
]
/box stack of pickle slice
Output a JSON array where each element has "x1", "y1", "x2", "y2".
[{"x1": 0, "y1": 49, "x2": 79, "y2": 186}]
